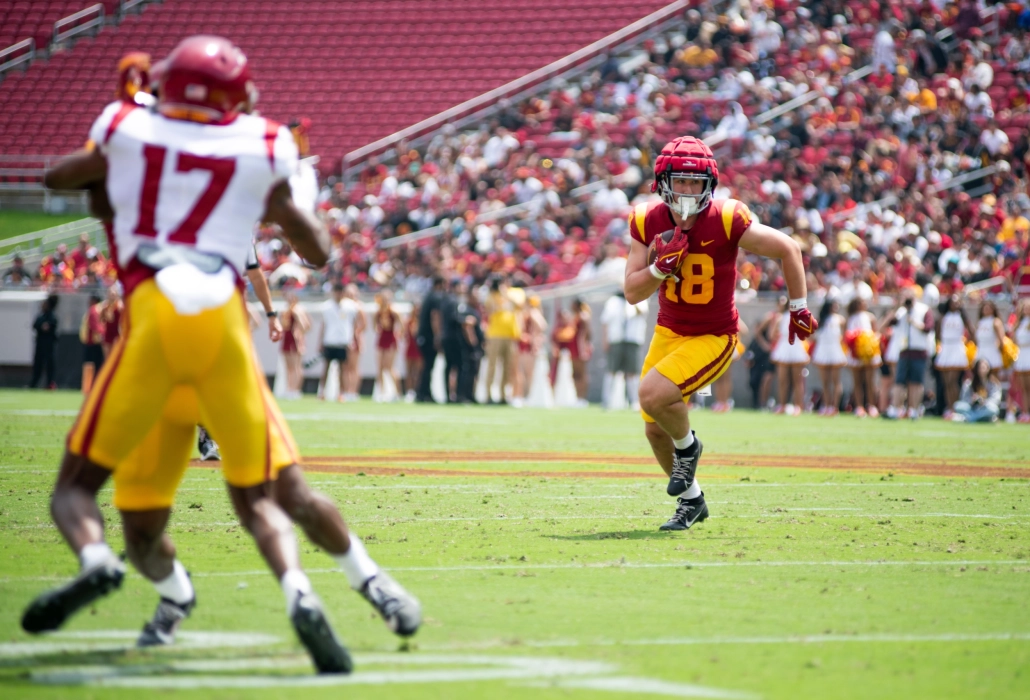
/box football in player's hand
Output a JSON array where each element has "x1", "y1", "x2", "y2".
[{"x1": 646, "y1": 228, "x2": 677, "y2": 266}]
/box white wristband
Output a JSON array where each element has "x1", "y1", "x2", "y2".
[
  {"x1": 789, "y1": 298, "x2": 808, "y2": 312},
  {"x1": 649, "y1": 263, "x2": 669, "y2": 280}
]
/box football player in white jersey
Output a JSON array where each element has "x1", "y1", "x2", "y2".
[{"x1": 21, "y1": 36, "x2": 418, "y2": 674}]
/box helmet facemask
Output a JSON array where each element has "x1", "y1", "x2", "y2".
[{"x1": 657, "y1": 172, "x2": 715, "y2": 219}]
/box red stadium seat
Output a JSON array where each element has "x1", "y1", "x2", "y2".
[{"x1": 0, "y1": 0, "x2": 671, "y2": 175}]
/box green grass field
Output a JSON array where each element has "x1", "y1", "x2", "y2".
[
  {"x1": 0, "y1": 211, "x2": 87, "y2": 242},
  {"x1": 1, "y1": 389, "x2": 1028, "y2": 698}
]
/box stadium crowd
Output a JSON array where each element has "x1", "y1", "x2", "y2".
[{"x1": 8, "y1": 0, "x2": 1030, "y2": 420}]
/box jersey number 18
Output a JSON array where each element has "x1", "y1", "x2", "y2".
[{"x1": 664, "y1": 253, "x2": 715, "y2": 304}]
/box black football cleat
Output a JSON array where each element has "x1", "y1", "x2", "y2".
[
  {"x1": 22, "y1": 557, "x2": 126, "y2": 633},
  {"x1": 360, "y1": 572, "x2": 422, "y2": 637},
  {"x1": 666, "y1": 431, "x2": 703, "y2": 496},
  {"x1": 291, "y1": 592, "x2": 353, "y2": 674},
  {"x1": 137, "y1": 595, "x2": 196, "y2": 647},
  {"x1": 659, "y1": 492, "x2": 709, "y2": 531}
]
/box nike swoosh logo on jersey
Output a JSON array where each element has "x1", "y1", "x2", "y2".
[{"x1": 701, "y1": 240, "x2": 714, "y2": 247}]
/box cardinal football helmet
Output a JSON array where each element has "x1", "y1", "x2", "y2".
[
  {"x1": 652, "y1": 136, "x2": 719, "y2": 218},
  {"x1": 154, "y1": 35, "x2": 257, "y2": 123}
]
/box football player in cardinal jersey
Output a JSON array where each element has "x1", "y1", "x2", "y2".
[
  {"x1": 624, "y1": 136, "x2": 816, "y2": 531},
  {"x1": 20, "y1": 36, "x2": 418, "y2": 675}
]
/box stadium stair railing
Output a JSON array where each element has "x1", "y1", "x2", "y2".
[
  {"x1": 342, "y1": 0, "x2": 700, "y2": 178},
  {"x1": 0, "y1": 218, "x2": 106, "y2": 269}
]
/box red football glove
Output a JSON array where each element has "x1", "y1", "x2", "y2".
[
  {"x1": 650, "y1": 227, "x2": 690, "y2": 278},
  {"x1": 789, "y1": 307, "x2": 817, "y2": 345}
]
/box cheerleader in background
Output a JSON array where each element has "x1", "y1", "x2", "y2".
[
  {"x1": 879, "y1": 297, "x2": 905, "y2": 416},
  {"x1": 373, "y1": 290, "x2": 402, "y2": 402},
  {"x1": 975, "y1": 300, "x2": 1006, "y2": 379},
  {"x1": 812, "y1": 298, "x2": 848, "y2": 416},
  {"x1": 845, "y1": 297, "x2": 881, "y2": 417},
  {"x1": 935, "y1": 294, "x2": 975, "y2": 420},
  {"x1": 712, "y1": 319, "x2": 747, "y2": 413},
  {"x1": 280, "y1": 291, "x2": 311, "y2": 399},
  {"x1": 769, "y1": 298, "x2": 810, "y2": 415},
  {"x1": 1008, "y1": 299, "x2": 1030, "y2": 423},
  {"x1": 404, "y1": 303, "x2": 423, "y2": 402}
]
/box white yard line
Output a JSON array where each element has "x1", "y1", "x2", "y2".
[
  {"x1": 3, "y1": 558, "x2": 1023, "y2": 584},
  {"x1": 429, "y1": 632, "x2": 1030, "y2": 652}
]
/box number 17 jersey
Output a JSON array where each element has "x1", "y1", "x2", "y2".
[
  {"x1": 89, "y1": 101, "x2": 298, "y2": 283},
  {"x1": 629, "y1": 199, "x2": 752, "y2": 337}
]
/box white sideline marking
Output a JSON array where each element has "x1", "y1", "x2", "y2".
[
  {"x1": 282, "y1": 412, "x2": 507, "y2": 425},
  {"x1": 0, "y1": 631, "x2": 278, "y2": 658},
  {"x1": 4, "y1": 558, "x2": 1023, "y2": 585},
  {"x1": 432, "y1": 632, "x2": 1030, "y2": 652},
  {"x1": 539, "y1": 676, "x2": 757, "y2": 698}
]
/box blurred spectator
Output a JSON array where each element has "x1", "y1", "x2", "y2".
[
  {"x1": 936, "y1": 294, "x2": 975, "y2": 420},
  {"x1": 373, "y1": 290, "x2": 401, "y2": 401},
  {"x1": 342, "y1": 284, "x2": 366, "y2": 401},
  {"x1": 769, "y1": 299, "x2": 809, "y2": 415},
  {"x1": 280, "y1": 291, "x2": 310, "y2": 399},
  {"x1": 404, "y1": 303, "x2": 422, "y2": 401},
  {"x1": 513, "y1": 294, "x2": 547, "y2": 407},
  {"x1": 1009, "y1": 299, "x2": 1030, "y2": 422},
  {"x1": 884, "y1": 289, "x2": 935, "y2": 420},
  {"x1": 100, "y1": 284, "x2": 122, "y2": 358},
  {"x1": 569, "y1": 297, "x2": 592, "y2": 407},
  {"x1": 484, "y1": 277, "x2": 519, "y2": 404},
  {"x1": 4, "y1": 255, "x2": 31, "y2": 286},
  {"x1": 416, "y1": 276, "x2": 446, "y2": 402},
  {"x1": 952, "y1": 358, "x2": 1002, "y2": 422},
  {"x1": 30, "y1": 295, "x2": 59, "y2": 389},
  {"x1": 974, "y1": 300, "x2": 1006, "y2": 377},
  {"x1": 79, "y1": 293, "x2": 104, "y2": 394},
  {"x1": 812, "y1": 298, "x2": 848, "y2": 415},
  {"x1": 600, "y1": 290, "x2": 647, "y2": 411},
  {"x1": 910, "y1": 29, "x2": 948, "y2": 77},
  {"x1": 846, "y1": 297, "x2": 881, "y2": 418},
  {"x1": 318, "y1": 283, "x2": 356, "y2": 401}
]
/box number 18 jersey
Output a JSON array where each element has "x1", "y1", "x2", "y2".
[
  {"x1": 89, "y1": 101, "x2": 298, "y2": 283},
  {"x1": 629, "y1": 199, "x2": 752, "y2": 337}
]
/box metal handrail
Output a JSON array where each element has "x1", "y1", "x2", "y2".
[
  {"x1": 0, "y1": 38, "x2": 35, "y2": 77},
  {"x1": 928, "y1": 165, "x2": 999, "y2": 194},
  {"x1": 825, "y1": 194, "x2": 900, "y2": 225},
  {"x1": 0, "y1": 218, "x2": 106, "y2": 269},
  {"x1": 343, "y1": 0, "x2": 691, "y2": 171},
  {"x1": 53, "y1": 4, "x2": 105, "y2": 45}
]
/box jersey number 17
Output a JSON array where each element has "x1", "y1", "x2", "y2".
[{"x1": 134, "y1": 144, "x2": 236, "y2": 244}]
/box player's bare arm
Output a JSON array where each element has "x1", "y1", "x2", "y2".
[
  {"x1": 740, "y1": 221, "x2": 816, "y2": 345},
  {"x1": 246, "y1": 267, "x2": 283, "y2": 342},
  {"x1": 44, "y1": 148, "x2": 107, "y2": 190},
  {"x1": 738, "y1": 222, "x2": 806, "y2": 300},
  {"x1": 263, "y1": 180, "x2": 330, "y2": 267}
]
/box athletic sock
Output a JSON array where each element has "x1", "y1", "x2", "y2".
[
  {"x1": 153, "y1": 559, "x2": 194, "y2": 605},
  {"x1": 683, "y1": 479, "x2": 702, "y2": 500},
  {"x1": 672, "y1": 431, "x2": 695, "y2": 450},
  {"x1": 79, "y1": 542, "x2": 115, "y2": 571},
  {"x1": 280, "y1": 569, "x2": 313, "y2": 615},
  {"x1": 333, "y1": 535, "x2": 380, "y2": 590}
]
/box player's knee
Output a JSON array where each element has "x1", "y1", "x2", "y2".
[{"x1": 638, "y1": 380, "x2": 669, "y2": 417}]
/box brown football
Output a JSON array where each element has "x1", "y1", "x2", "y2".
[{"x1": 646, "y1": 228, "x2": 677, "y2": 266}]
